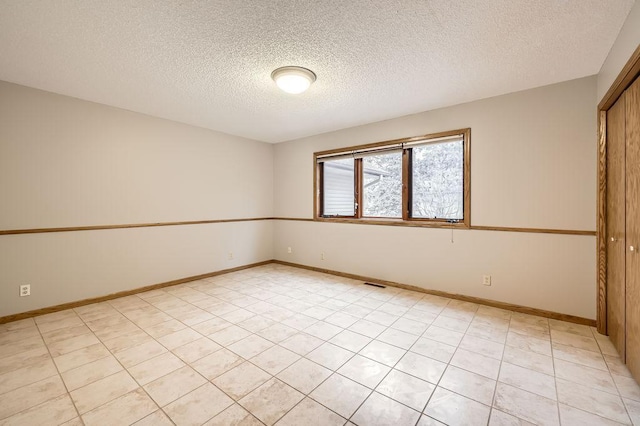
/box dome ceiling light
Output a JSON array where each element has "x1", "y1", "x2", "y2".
[{"x1": 271, "y1": 66, "x2": 316, "y2": 94}]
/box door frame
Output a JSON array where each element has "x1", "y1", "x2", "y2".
[{"x1": 597, "y1": 44, "x2": 640, "y2": 334}]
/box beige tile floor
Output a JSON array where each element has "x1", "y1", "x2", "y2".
[{"x1": 0, "y1": 264, "x2": 639, "y2": 426}]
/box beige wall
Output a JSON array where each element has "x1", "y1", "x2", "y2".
[
  {"x1": 273, "y1": 77, "x2": 597, "y2": 319},
  {"x1": 597, "y1": 1, "x2": 640, "y2": 102},
  {"x1": 275, "y1": 222, "x2": 595, "y2": 319},
  {"x1": 0, "y1": 222, "x2": 273, "y2": 316},
  {"x1": 0, "y1": 75, "x2": 600, "y2": 319},
  {"x1": 0, "y1": 82, "x2": 273, "y2": 229},
  {"x1": 0, "y1": 81, "x2": 274, "y2": 317}
]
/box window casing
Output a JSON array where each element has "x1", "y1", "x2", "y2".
[{"x1": 314, "y1": 129, "x2": 470, "y2": 228}]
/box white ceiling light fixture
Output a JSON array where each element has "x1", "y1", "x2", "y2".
[{"x1": 271, "y1": 66, "x2": 316, "y2": 94}]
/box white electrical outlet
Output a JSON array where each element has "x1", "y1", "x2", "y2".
[
  {"x1": 482, "y1": 275, "x2": 492, "y2": 286},
  {"x1": 287, "y1": 247, "x2": 292, "y2": 254},
  {"x1": 20, "y1": 284, "x2": 31, "y2": 297},
  {"x1": 228, "y1": 252, "x2": 234, "y2": 260},
  {"x1": 321, "y1": 252, "x2": 325, "y2": 260}
]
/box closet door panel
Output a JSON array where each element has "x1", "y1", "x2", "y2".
[
  {"x1": 626, "y1": 76, "x2": 640, "y2": 380},
  {"x1": 607, "y1": 93, "x2": 627, "y2": 359}
]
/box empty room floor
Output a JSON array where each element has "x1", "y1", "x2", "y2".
[{"x1": 0, "y1": 264, "x2": 638, "y2": 426}]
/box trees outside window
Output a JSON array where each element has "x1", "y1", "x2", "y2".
[
  {"x1": 362, "y1": 152, "x2": 402, "y2": 218},
  {"x1": 314, "y1": 129, "x2": 470, "y2": 227},
  {"x1": 412, "y1": 141, "x2": 463, "y2": 220}
]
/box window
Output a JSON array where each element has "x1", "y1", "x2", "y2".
[
  {"x1": 322, "y1": 158, "x2": 356, "y2": 216},
  {"x1": 362, "y1": 151, "x2": 402, "y2": 218},
  {"x1": 411, "y1": 139, "x2": 464, "y2": 220},
  {"x1": 314, "y1": 129, "x2": 470, "y2": 227}
]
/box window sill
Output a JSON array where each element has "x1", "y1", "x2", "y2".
[{"x1": 313, "y1": 217, "x2": 470, "y2": 229}]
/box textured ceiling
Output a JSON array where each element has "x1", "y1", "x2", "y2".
[{"x1": 0, "y1": 1, "x2": 634, "y2": 143}]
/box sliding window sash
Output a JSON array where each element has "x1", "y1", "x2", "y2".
[{"x1": 317, "y1": 158, "x2": 359, "y2": 218}]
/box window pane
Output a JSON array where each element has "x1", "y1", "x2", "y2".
[
  {"x1": 363, "y1": 152, "x2": 402, "y2": 218},
  {"x1": 323, "y1": 158, "x2": 355, "y2": 216},
  {"x1": 412, "y1": 141, "x2": 463, "y2": 220}
]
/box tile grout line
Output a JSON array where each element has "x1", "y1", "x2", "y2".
[
  {"x1": 76, "y1": 296, "x2": 208, "y2": 425},
  {"x1": 1, "y1": 264, "x2": 635, "y2": 425},
  {"x1": 552, "y1": 327, "x2": 563, "y2": 426},
  {"x1": 33, "y1": 317, "x2": 85, "y2": 425},
  {"x1": 170, "y1": 276, "x2": 598, "y2": 424},
  {"x1": 114, "y1": 291, "x2": 261, "y2": 424},
  {"x1": 112, "y1": 274, "x2": 482, "y2": 421},
  {"x1": 203, "y1": 270, "x2": 414, "y2": 424},
  {"x1": 76, "y1": 300, "x2": 171, "y2": 425},
  {"x1": 296, "y1": 314, "x2": 414, "y2": 423},
  {"x1": 167, "y1": 272, "x2": 342, "y2": 424},
  {"x1": 0, "y1": 320, "x2": 78, "y2": 423},
  {"x1": 487, "y1": 309, "x2": 514, "y2": 426},
  {"x1": 422, "y1": 302, "x2": 480, "y2": 426},
  {"x1": 18, "y1": 266, "x2": 396, "y2": 422},
  {"x1": 175, "y1": 275, "x2": 273, "y2": 424},
  {"x1": 345, "y1": 299, "x2": 501, "y2": 423},
  {"x1": 215, "y1": 268, "x2": 365, "y2": 424},
  {"x1": 590, "y1": 326, "x2": 635, "y2": 424},
  {"x1": 108, "y1": 296, "x2": 247, "y2": 425},
  {"x1": 204, "y1": 272, "x2": 381, "y2": 425}
]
